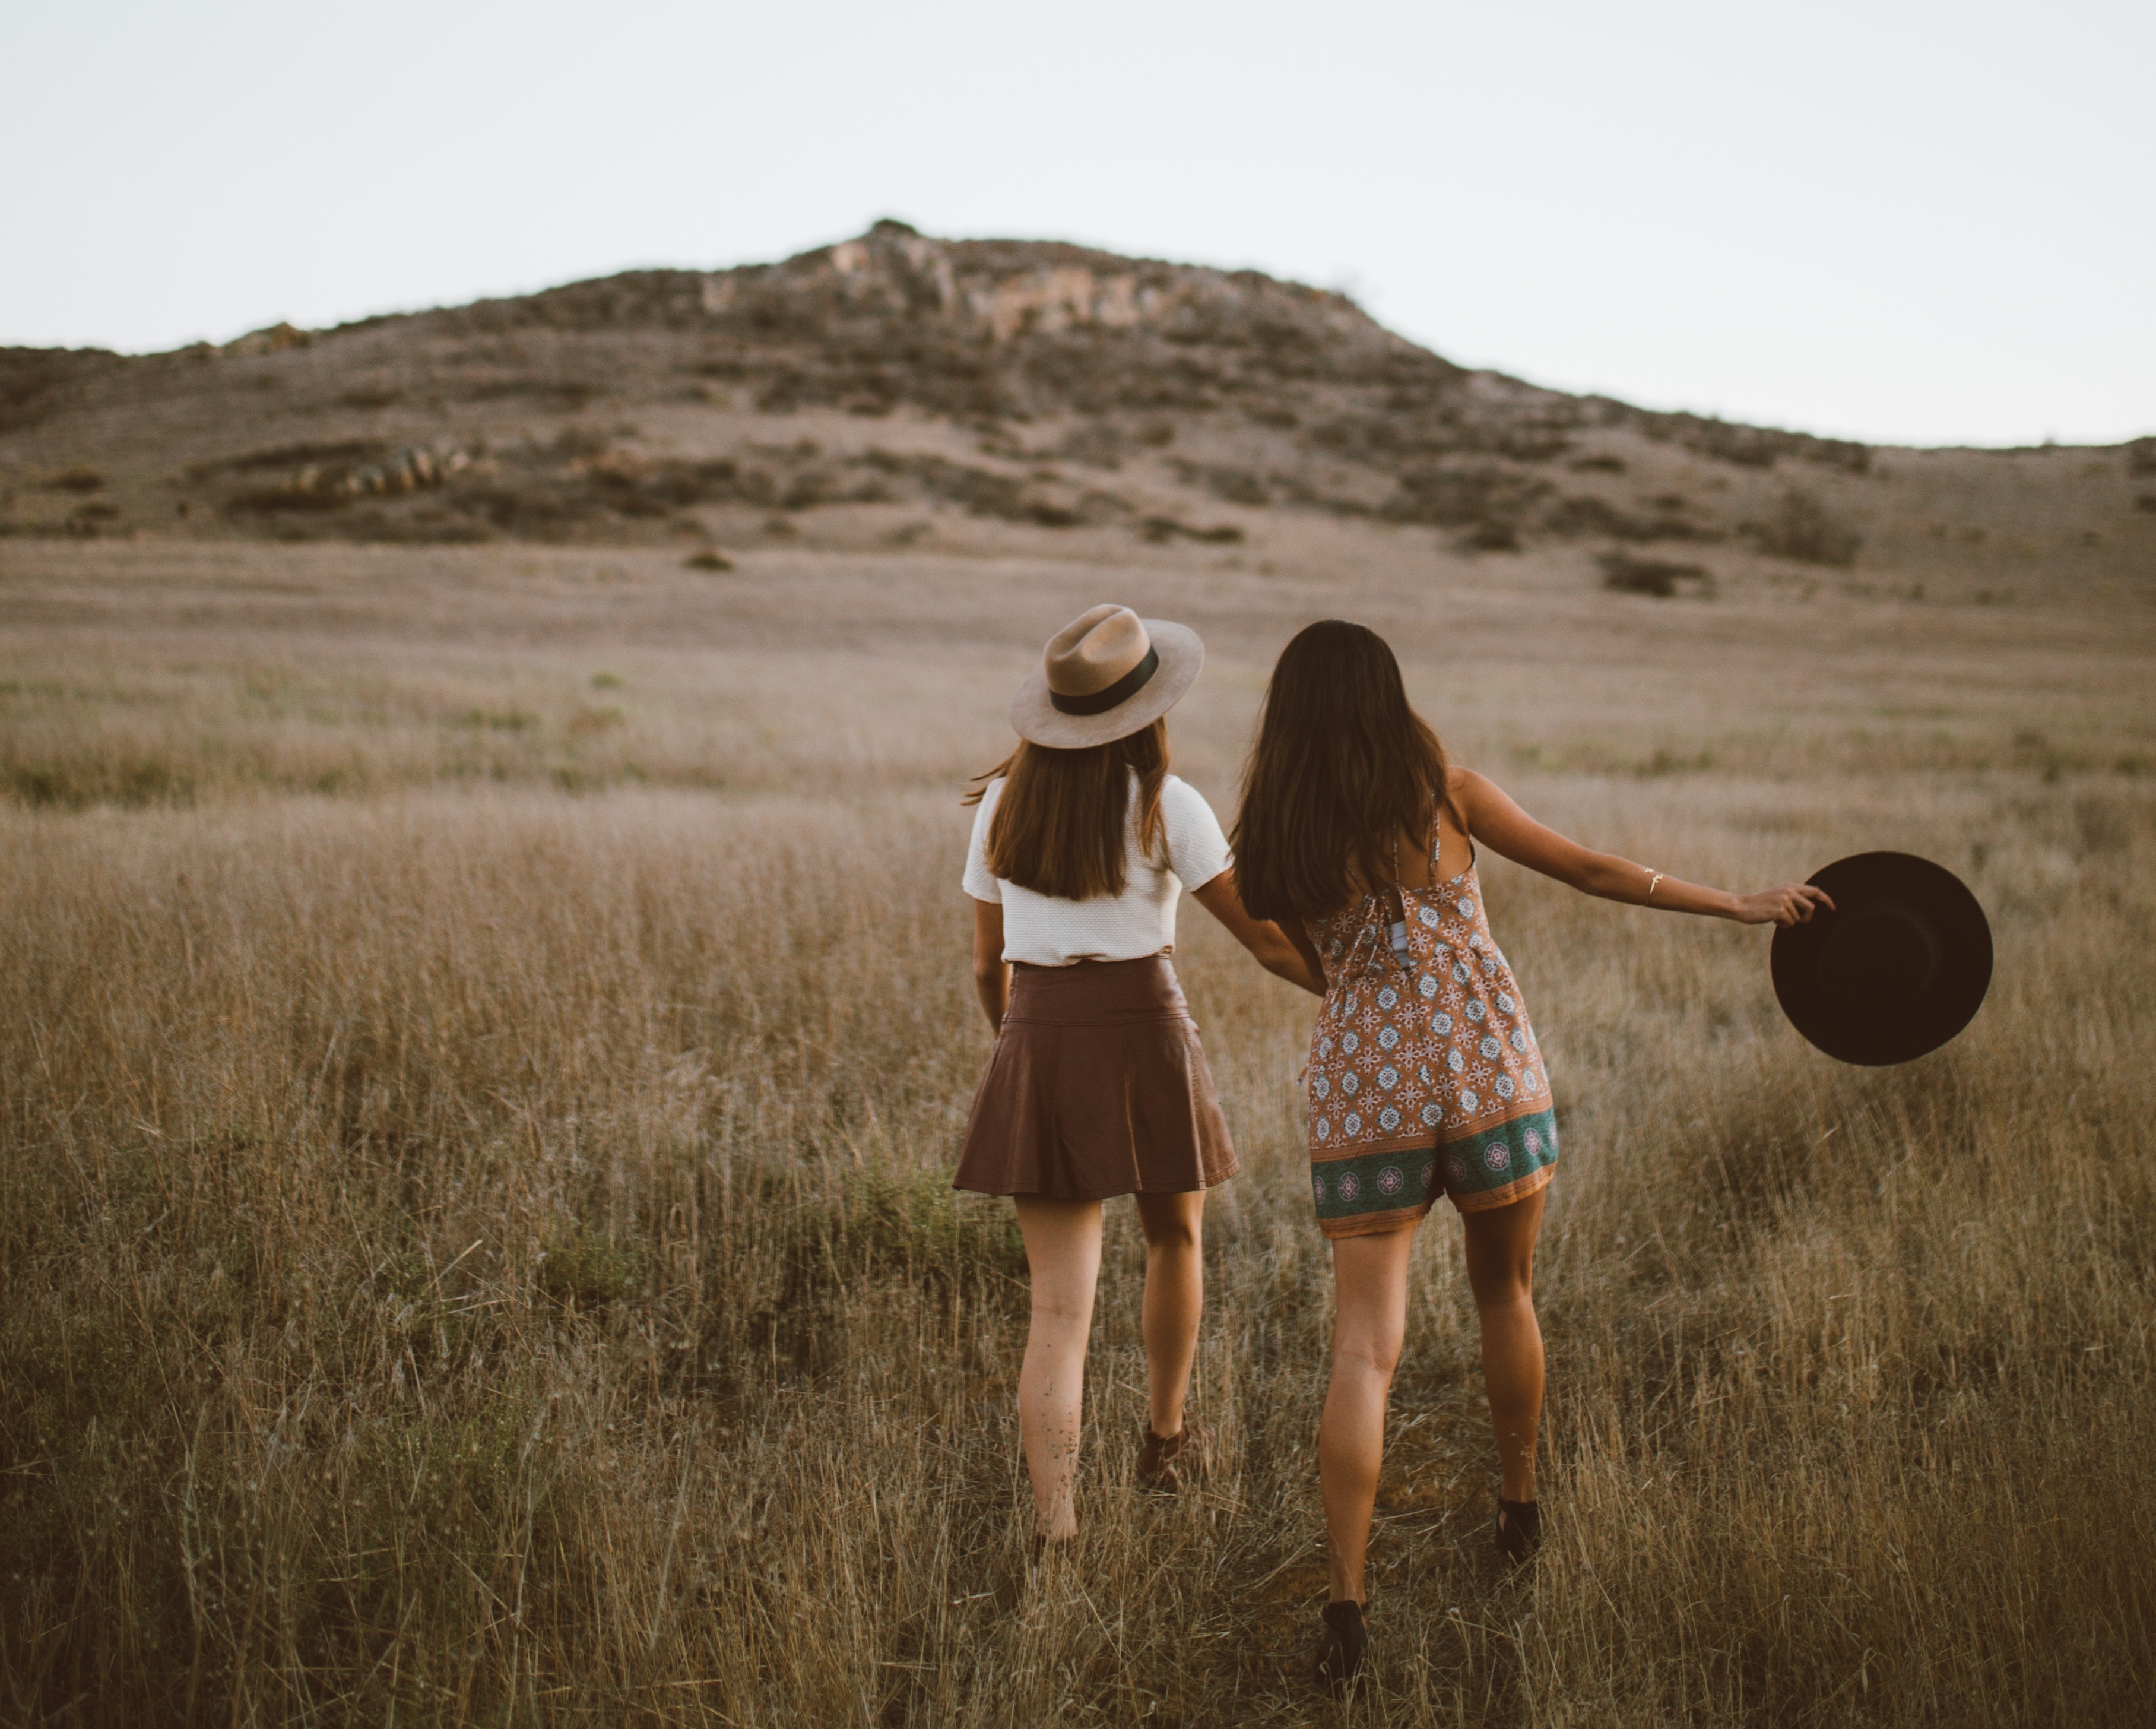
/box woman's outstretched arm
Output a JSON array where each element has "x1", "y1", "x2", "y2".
[
  {"x1": 1191, "y1": 869, "x2": 1326, "y2": 993},
  {"x1": 1453, "y1": 769, "x2": 1833, "y2": 929}
]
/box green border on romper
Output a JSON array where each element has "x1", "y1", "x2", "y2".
[{"x1": 1312, "y1": 1107, "x2": 1559, "y2": 1222}]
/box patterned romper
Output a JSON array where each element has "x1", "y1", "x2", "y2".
[{"x1": 1304, "y1": 838, "x2": 1559, "y2": 1237}]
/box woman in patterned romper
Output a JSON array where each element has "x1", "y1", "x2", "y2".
[{"x1": 1232, "y1": 621, "x2": 1830, "y2": 1691}]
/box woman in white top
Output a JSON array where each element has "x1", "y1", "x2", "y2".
[{"x1": 956, "y1": 605, "x2": 1319, "y2": 1547}]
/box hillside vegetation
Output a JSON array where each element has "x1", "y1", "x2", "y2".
[{"x1": 4, "y1": 223, "x2": 2152, "y2": 601}]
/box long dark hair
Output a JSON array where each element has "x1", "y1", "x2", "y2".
[
  {"x1": 963, "y1": 718, "x2": 1169, "y2": 901},
  {"x1": 1232, "y1": 620, "x2": 1460, "y2": 922}
]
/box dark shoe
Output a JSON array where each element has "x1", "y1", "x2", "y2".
[
  {"x1": 1315, "y1": 1598, "x2": 1368, "y2": 1693},
  {"x1": 1495, "y1": 1495, "x2": 1542, "y2": 1563},
  {"x1": 1136, "y1": 1423, "x2": 1203, "y2": 1493}
]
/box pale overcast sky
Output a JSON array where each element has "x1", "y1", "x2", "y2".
[{"x1": 4, "y1": 1, "x2": 2149, "y2": 448}]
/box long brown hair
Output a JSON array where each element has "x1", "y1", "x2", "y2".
[
  {"x1": 963, "y1": 718, "x2": 1169, "y2": 900},
  {"x1": 1231, "y1": 620, "x2": 1460, "y2": 922}
]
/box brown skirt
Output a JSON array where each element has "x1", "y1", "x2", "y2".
[{"x1": 953, "y1": 955, "x2": 1238, "y2": 1201}]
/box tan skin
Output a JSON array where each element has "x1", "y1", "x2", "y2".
[
  {"x1": 1276, "y1": 767, "x2": 1834, "y2": 1603},
  {"x1": 972, "y1": 872, "x2": 1321, "y2": 1542}
]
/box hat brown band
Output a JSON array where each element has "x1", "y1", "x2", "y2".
[{"x1": 1049, "y1": 646, "x2": 1159, "y2": 716}]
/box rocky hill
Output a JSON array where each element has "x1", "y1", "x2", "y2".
[{"x1": 4, "y1": 220, "x2": 2150, "y2": 588}]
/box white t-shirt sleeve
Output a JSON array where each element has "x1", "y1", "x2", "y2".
[
  {"x1": 1159, "y1": 777, "x2": 1233, "y2": 890},
  {"x1": 961, "y1": 778, "x2": 1004, "y2": 902}
]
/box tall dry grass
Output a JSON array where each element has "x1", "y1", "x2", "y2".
[
  {"x1": 3, "y1": 539, "x2": 2152, "y2": 1724},
  {"x1": 3, "y1": 771, "x2": 2149, "y2": 1726}
]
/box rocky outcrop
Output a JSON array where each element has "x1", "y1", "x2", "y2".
[{"x1": 213, "y1": 441, "x2": 478, "y2": 514}]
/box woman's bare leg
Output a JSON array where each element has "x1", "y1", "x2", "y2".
[
  {"x1": 1133, "y1": 1190, "x2": 1206, "y2": 1438},
  {"x1": 1320, "y1": 1223, "x2": 1419, "y2": 1602},
  {"x1": 1461, "y1": 1188, "x2": 1546, "y2": 1502},
  {"x1": 1013, "y1": 1196, "x2": 1105, "y2": 1541}
]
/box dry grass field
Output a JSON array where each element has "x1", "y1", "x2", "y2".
[{"x1": 2, "y1": 522, "x2": 2152, "y2": 1726}]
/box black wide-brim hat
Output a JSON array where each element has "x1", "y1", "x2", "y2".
[{"x1": 1770, "y1": 852, "x2": 1992, "y2": 1066}]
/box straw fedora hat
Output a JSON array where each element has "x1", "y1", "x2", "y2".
[
  {"x1": 1770, "y1": 851, "x2": 1993, "y2": 1066},
  {"x1": 1009, "y1": 604, "x2": 1204, "y2": 748}
]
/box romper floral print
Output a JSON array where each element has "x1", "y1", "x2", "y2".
[{"x1": 1304, "y1": 842, "x2": 1558, "y2": 1236}]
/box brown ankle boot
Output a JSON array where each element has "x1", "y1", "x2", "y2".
[
  {"x1": 1137, "y1": 1423, "x2": 1208, "y2": 1492},
  {"x1": 1495, "y1": 1494, "x2": 1542, "y2": 1562}
]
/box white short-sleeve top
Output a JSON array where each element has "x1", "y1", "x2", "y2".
[{"x1": 962, "y1": 772, "x2": 1234, "y2": 967}]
